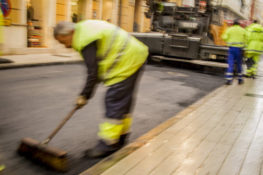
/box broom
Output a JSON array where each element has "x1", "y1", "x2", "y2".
[{"x1": 17, "y1": 106, "x2": 79, "y2": 172}]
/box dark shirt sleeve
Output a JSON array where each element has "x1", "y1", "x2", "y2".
[{"x1": 80, "y1": 41, "x2": 99, "y2": 99}]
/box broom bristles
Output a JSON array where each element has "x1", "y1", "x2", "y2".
[{"x1": 17, "y1": 137, "x2": 68, "y2": 172}]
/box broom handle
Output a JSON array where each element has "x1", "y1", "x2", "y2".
[{"x1": 42, "y1": 106, "x2": 79, "y2": 144}]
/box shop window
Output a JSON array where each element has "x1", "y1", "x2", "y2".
[{"x1": 27, "y1": 0, "x2": 43, "y2": 47}]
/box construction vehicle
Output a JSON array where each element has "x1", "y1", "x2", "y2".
[{"x1": 132, "y1": 0, "x2": 253, "y2": 62}]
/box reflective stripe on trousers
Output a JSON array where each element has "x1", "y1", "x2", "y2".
[
  {"x1": 225, "y1": 72, "x2": 233, "y2": 80},
  {"x1": 98, "y1": 114, "x2": 132, "y2": 144},
  {"x1": 246, "y1": 54, "x2": 260, "y2": 76}
]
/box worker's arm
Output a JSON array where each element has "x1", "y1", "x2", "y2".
[{"x1": 80, "y1": 41, "x2": 99, "y2": 100}]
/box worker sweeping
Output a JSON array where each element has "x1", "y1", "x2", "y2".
[
  {"x1": 244, "y1": 20, "x2": 263, "y2": 78},
  {"x1": 54, "y1": 20, "x2": 148, "y2": 158},
  {"x1": 222, "y1": 19, "x2": 246, "y2": 85}
]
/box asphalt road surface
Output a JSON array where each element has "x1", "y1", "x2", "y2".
[{"x1": 0, "y1": 63, "x2": 224, "y2": 175}]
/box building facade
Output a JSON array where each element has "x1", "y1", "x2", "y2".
[
  {"x1": 2, "y1": 0, "x2": 192, "y2": 54},
  {"x1": 3, "y1": 0, "x2": 156, "y2": 54}
]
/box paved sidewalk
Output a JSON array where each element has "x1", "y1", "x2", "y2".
[
  {"x1": 81, "y1": 62, "x2": 263, "y2": 175},
  {"x1": 0, "y1": 53, "x2": 83, "y2": 69},
  {"x1": 0, "y1": 53, "x2": 228, "y2": 71}
]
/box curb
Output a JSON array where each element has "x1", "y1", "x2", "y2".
[
  {"x1": 80, "y1": 84, "x2": 226, "y2": 175},
  {"x1": 0, "y1": 60, "x2": 83, "y2": 70}
]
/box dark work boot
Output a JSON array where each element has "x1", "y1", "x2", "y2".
[
  {"x1": 118, "y1": 133, "x2": 130, "y2": 147},
  {"x1": 225, "y1": 80, "x2": 232, "y2": 85},
  {"x1": 238, "y1": 79, "x2": 244, "y2": 85},
  {"x1": 84, "y1": 140, "x2": 122, "y2": 158}
]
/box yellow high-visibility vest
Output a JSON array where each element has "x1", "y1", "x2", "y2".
[
  {"x1": 73, "y1": 20, "x2": 148, "y2": 86},
  {"x1": 222, "y1": 25, "x2": 246, "y2": 48}
]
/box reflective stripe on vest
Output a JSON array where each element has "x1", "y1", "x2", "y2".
[
  {"x1": 227, "y1": 42, "x2": 244, "y2": 45},
  {"x1": 245, "y1": 49, "x2": 263, "y2": 53},
  {"x1": 227, "y1": 42, "x2": 245, "y2": 47},
  {"x1": 251, "y1": 31, "x2": 263, "y2": 33},
  {"x1": 102, "y1": 32, "x2": 131, "y2": 82},
  {"x1": 102, "y1": 26, "x2": 120, "y2": 59}
]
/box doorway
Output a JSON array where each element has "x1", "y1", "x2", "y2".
[{"x1": 26, "y1": 0, "x2": 43, "y2": 47}]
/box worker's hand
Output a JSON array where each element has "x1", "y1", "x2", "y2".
[{"x1": 76, "y1": 96, "x2": 87, "y2": 109}]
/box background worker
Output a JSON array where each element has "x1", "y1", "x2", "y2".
[
  {"x1": 244, "y1": 20, "x2": 263, "y2": 78},
  {"x1": 53, "y1": 20, "x2": 148, "y2": 158},
  {"x1": 222, "y1": 19, "x2": 246, "y2": 85}
]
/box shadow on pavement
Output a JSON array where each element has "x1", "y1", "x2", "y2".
[{"x1": 0, "y1": 58, "x2": 13, "y2": 64}]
